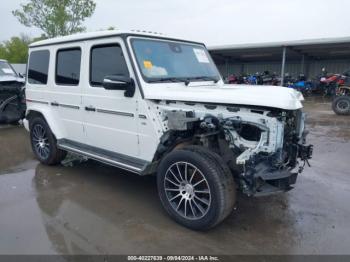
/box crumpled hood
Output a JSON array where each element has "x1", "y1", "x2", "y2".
[{"x1": 143, "y1": 83, "x2": 304, "y2": 110}]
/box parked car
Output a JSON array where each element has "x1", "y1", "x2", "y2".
[
  {"x1": 23, "y1": 30, "x2": 313, "y2": 230},
  {"x1": 0, "y1": 59, "x2": 26, "y2": 124}
]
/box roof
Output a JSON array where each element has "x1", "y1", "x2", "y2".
[
  {"x1": 30, "y1": 30, "x2": 194, "y2": 48},
  {"x1": 209, "y1": 36, "x2": 350, "y2": 63},
  {"x1": 0, "y1": 59, "x2": 7, "y2": 62}
]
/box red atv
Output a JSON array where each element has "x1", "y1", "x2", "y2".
[
  {"x1": 332, "y1": 69, "x2": 350, "y2": 115},
  {"x1": 320, "y1": 74, "x2": 342, "y2": 97},
  {"x1": 332, "y1": 85, "x2": 350, "y2": 115}
]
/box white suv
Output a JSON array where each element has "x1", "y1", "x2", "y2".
[{"x1": 24, "y1": 30, "x2": 313, "y2": 230}]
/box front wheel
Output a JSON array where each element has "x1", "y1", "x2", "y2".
[
  {"x1": 30, "y1": 117, "x2": 67, "y2": 165},
  {"x1": 157, "y1": 147, "x2": 236, "y2": 230},
  {"x1": 332, "y1": 96, "x2": 350, "y2": 115}
]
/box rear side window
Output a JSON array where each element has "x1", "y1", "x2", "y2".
[
  {"x1": 28, "y1": 50, "x2": 50, "y2": 85},
  {"x1": 56, "y1": 48, "x2": 81, "y2": 85},
  {"x1": 90, "y1": 44, "x2": 129, "y2": 86}
]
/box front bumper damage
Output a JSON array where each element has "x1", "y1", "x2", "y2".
[
  {"x1": 239, "y1": 143, "x2": 313, "y2": 196},
  {"x1": 220, "y1": 109, "x2": 313, "y2": 197}
]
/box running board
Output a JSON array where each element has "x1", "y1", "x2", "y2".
[{"x1": 57, "y1": 139, "x2": 149, "y2": 174}]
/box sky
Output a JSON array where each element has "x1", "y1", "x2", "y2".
[{"x1": 1, "y1": 0, "x2": 350, "y2": 47}]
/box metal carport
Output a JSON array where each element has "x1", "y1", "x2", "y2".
[{"x1": 209, "y1": 36, "x2": 350, "y2": 85}]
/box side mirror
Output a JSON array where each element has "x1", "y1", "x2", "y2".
[{"x1": 102, "y1": 75, "x2": 135, "y2": 97}]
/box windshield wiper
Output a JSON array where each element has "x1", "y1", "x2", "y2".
[
  {"x1": 187, "y1": 76, "x2": 220, "y2": 83},
  {"x1": 148, "y1": 77, "x2": 190, "y2": 85},
  {"x1": 147, "y1": 76, "x2": 219, "y2": 85}
]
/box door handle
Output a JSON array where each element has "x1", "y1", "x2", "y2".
[
  {"x1": 51, "y1": 101, "x2": 59, "y2": 107},
  {"x1": 85, "y1": 106, "x2": 96, "y2": 112}
]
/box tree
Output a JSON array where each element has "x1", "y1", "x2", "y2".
[
  {"x1": 0, "y1": 35, "x2": 31, "y2": 63},
  {"x1": 0, "y1": 44, "x2": 6, "y2": 60},
  {"x1": 12, "y1": 0, "x2": 96, "y2": 38}
]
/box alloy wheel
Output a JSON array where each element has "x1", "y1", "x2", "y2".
[
  {"x1": 164, "y1": 162, "x2": 211, "y2": 220},
  {"x1": 32, "y1": 124, "x2": 50, "y2": 160}
]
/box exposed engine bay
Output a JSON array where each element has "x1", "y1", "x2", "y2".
[
  {"x1": 153, "y1": 101, "x2": 313, "y2": 196},
  {"x1": 0, "y1": 82, "x2": 26, "y2": 124}
]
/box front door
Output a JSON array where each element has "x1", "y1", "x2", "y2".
[{"x1": 82, "y1": 38, "x2": 139, "y2": 158}]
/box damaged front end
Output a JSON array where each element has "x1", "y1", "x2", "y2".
[
  {"x1": 0, "y1": 82, "x2": 26, "y2": 124},
  {"x1": 159, "y1": 103, "x2": 313, "y2": 197},
  {"x1": 221, "y1": 109, "x2": 313, "y2": 196},
  {"x1": 0, "y1": 60, "x2": 26, "y2": 124}
]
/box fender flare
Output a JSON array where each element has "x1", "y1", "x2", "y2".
[{"x1": 26, "y1": 106, "x2": 65, "y2": 139}]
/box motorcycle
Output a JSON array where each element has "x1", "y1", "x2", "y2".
[
  {"x1": 284, "y1": 73, "x2": 314, "y2": 96},
  {"x1": 227, "y1": 74, "x2": 239, "y2": 84},
  {"x1": 247, "y1": 74, "x2": 258, "y2": 85},
  {"x1": 293, "y1": 74, "x2": 314, "y2": 96}
]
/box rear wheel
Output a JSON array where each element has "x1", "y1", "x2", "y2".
[
  {"x1": 157, "y1": 146, "x2": 236, "y2": 230},
  {"x1": 332, "y1": 96, "x2": 350, "y2": 115},
  {"x1": 30, "y1": 117, "x2": 67, "y2": 165}
]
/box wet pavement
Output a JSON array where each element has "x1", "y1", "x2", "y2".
[{"x1": 0, "y1": 97, "x2": 349, "y2": 255}]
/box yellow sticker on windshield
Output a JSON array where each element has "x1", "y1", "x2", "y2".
[{"x1": 143, "y1": 60, "x2": 153, "y2": 69}]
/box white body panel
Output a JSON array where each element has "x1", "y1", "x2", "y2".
[
  {"x1": 82, "y1": 37, "x2": 139, "y2": 158},
  {"x1": 25, "y1": 45, "x2": 84, "y2": 142},
  {"x1": 48, "y1": 42, "x2": 85, "y2": 143},
  {"x1": 142, "y1": 83, "x2": 304, "y2": 110}
]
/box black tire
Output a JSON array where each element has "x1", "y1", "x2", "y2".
[
  {"x1": 157, "y1": 146, "x2": 236, "y2": 230},
  {"x1": 30, "y1": 117, "x2": 67, "y2": 165},
  {"x1": 0, "y1": 102, "x2": 21, "y2": 125},
  {"x1": 332, "y1": 96, "x2": 350, "y2": 115}
]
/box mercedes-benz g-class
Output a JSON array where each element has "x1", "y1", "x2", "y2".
[{"x1": 24, "y1": 30, "x2": 313, "y2": 230}]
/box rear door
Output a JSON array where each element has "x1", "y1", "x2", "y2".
[{"x1": 49, "y1": 44, "x2": 85, "y2": 143}]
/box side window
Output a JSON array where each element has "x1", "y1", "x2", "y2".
[
  {"x1": 28, "y1": 50, "x2": 50, "y2": 85},
  {"x1": 56, "y1": 48, "x2": 81, "y2": 85},
  {"x1": 90, "y1": 44, "x2": 129, "y2": 86}
]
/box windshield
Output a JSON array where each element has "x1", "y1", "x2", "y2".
[
  {"x1": 131, "y1": 38, "x2": 221, "y2": 83},
  {"x1": 0, "y1": 61, "x2": 17, "y2": 77}
]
